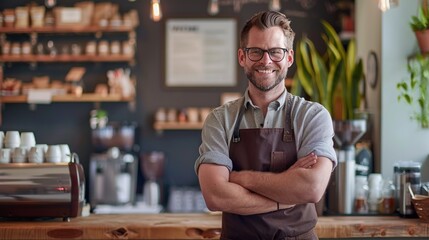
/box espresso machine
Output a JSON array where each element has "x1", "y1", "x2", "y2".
[
  {"x1": 89, "y1": 114, "x2": 139, "y2": 209},
  {"x1": 0, "y1": 153, "x2": 85, "y2": 221},
  {"x1": 327, "y1": 119, "x2": 367, "y2": 214},
  {"x1": 89, "y1": 147, "x2": 137, "y2": 206}
]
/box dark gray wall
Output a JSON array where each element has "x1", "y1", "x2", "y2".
[{"x1": 1, "y1": 0, "x2": 347, "y2": 206}]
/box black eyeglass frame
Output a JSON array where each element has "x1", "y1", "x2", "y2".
[{"x1": 243, "y1": 47, "x2": 289, "y2": 62}]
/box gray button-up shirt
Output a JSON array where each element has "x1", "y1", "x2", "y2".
[{"x1": 195, "y1": 89, "x2": 337, "y2": 174}]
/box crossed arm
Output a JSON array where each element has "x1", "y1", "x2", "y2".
[{"x1": 197, "y1": 153, "x2": 332, "y2": 215}]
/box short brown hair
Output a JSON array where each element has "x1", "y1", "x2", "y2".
[{"x1": 240, "y1": 11, "x2": 295, "y2": 50}]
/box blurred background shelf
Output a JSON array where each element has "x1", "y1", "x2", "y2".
[
  {"x1": 0, "y1": 55, "x2": 134, "y2": 62},
  {"x1": 0, "y1": 25, "x2": 135, "y2": 34},
  {"x1": 153, "y1": 122, "x2": 204, "y2": 131},
  {"x1": 1, "y1": 94, "x2": 133, "y2": 103}
]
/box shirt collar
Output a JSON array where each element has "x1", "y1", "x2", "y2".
[{"x1": 243, "y1": 88, "x2": 287, "y2": 111}]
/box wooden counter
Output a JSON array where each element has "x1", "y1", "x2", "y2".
[{"x1": 0, "y1": 214, "x2": 428, "y2": 239}]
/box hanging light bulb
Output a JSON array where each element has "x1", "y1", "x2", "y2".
[
  {"x1": 378, "y1": 0, "x2": 398, "y2": 12},
  {"x1": 151, "y1": 0, "x2": 162, "y2": 22},
  {"x1": 208, "y1": 0, "x2": 220, "y2": 16},
  {"x1": 378, "y1": 0, "x2": 390, "y2": 12},
  {"x1": 45, "y1": 0, "x2": 56, "y2": 8},
  {"x1": 269, "y1": 0, "x2": 281, "y2": 11}
]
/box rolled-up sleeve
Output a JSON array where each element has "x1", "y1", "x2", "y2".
[
  {"x1": 294, "y1": 101, "x2": 338, "y2": 169},
  {"x1": 194, "y1": 106, "x2": 235, "y2": 175},
  {"x1": 194, "y1": 151, "x2": 233, "y2": 174}
]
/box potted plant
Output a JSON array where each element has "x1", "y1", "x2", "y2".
[
  {"x1": 294, "y1": 20, "x2": 364, "y2": 121},
  {"x1": 397, "y1": 54, "x2": 429, "y2": 128},
  {"x1": 293, "y1": 21, "x2": 366, "y2": 215},
  {"x1": 410, "y1": 0, "x2": 429, "y2": 53}
]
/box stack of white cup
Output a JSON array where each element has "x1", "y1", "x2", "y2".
[
  {"x1": 2, "y1": 131, "x2": 22, "y2": 163},
  {"x1": 0, "y1": 131, "x2": 72, "y2": 164},
  {"x1": 14, "y1": 132, "x2": 36, "y2": 163}
]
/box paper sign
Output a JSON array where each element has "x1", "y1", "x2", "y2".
[{"x1": 27, "y1": 89, "x2": 53, "y2": 104}]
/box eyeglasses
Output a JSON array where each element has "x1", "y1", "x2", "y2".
[{"x1": 243, "y1": 47, "x2": 288, "y2": 62}]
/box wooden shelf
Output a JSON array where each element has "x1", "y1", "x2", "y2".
[
  {"x1": 0, "y1": 54, "x2": 134, "y2": 63},
  {"x1": 153, "y1": 121, "x2": 204, "y2": 131},
  {"x1": 0, "y1": 25, "x2": 135, "y2": 34},
  {"x1": 0, "y1": 93, "x2": 133, "y2": 103}
]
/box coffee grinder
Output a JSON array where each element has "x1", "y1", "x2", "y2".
[
  {"x1": 141, "y1": 152, "x2": 165, "y2": 208},
  {"x1": 327, "y1": 119, "x2": 367, "y2": 214}
]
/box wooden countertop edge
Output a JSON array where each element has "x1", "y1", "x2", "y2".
[
  {"x1": 316, "y1": 216, "x2": 429, "y2": 238},
  {"x1": 0, "y1": 214, "x2": 428, "y2": 239}
]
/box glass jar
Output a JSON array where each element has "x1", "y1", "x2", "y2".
[
  {"x1": 110, "y1": 41, "x2": 121, "y2": 55},
  {"x1": 354, "y1": 176, "x2": 369, "y2": 213},
  {"x1": 98, "y1": 40, "x2": 109, "y2": 56},
  {"x1": 46, "y1": 40, "x2": 57, "y2": 56},
  {"x1": 2, "y1": 41, "x2": 11, "y2": 55},
  {"x1": 379, "y1": 179, "x2": 396, "y2": 214},
  {"x1": 11, "y1": 42, "x2": 21, "y2": 55},
  {"x1": 21, "y1": 42, "x2": 32, "y2": 55},
  {"x1": 86, "y1": 41, "x2": 97, "y2": 55}
]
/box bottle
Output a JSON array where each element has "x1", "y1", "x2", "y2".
[
  {"x1": 379, "y1": 179, "x2": 396, "y2": 214},
  {"x1": 354, "y1": 176, "x2": 369, "y2": 213}
]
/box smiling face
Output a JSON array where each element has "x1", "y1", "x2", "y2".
[{"x1": 238, "y1": 26, "x2": 294, "y2": 93}]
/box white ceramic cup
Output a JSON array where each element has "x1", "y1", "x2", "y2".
[
  {"x1": 36, "y1": 144, "x2": 48, "y2": 154},
  {"x1": 28, "y1": 146, "x2": 44, "y2": 164},
  {"x1": 46, "y1": 145, "x2": 61, "y2": 163},
  {"x1": 12, "y1": 147, "x2": 28, "y2": 163},
  {"x1": 0, "y1": 148, "x2": 11, "y2": 164},
  {"x1": 20, "y1": 132, "x2": 36, "y2": 149},
  {"x1": 187, "y1": 108, "x2": 199, "y2": 123},
  {"x1": 5, "y1": 131, "x2": 20, "y2": 149},
  {"x1": 59, "y1": 144, "x2": 71, "y2": 163}
]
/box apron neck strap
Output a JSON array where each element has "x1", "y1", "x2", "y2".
[
  {"x1": 231, "y1": 93, "x2": 295, "y2": 143},
  {"x1": 283, "y1": 93, "x2": 294, "y2": 142}
]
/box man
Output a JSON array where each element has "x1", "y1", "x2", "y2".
[{"x1": 195, "y1": 11, "x2": 337, "y2": 239}]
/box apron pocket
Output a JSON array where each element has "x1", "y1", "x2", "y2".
[{"x1": 271, "y1": 151, "x2": 286, "y2": 172}]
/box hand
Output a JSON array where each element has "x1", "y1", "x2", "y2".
[
  {"x1": 288, "y1": 152, "x2": 317, "y2": 170},
  {"x1": 229, "y1": 170, "x2": 245, "y2": 185}
]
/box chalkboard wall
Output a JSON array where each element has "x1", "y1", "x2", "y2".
[{"x1": 0, "y1": 0, "x2": 350, "y2": 207}]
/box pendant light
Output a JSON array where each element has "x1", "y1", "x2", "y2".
[
  {"x1": 269, "y1": 0, "x2": 281, "y2": 11},
  {"x1": 378, "y1": 0, "x2": 398, "y2": 12},
  {"x1": 151, "y1": 0, "x2": 162, "y2": 22},
  {"x1": 208, "y1": 0, "x2": 220, "y2": 16},
  {"x1": 44, "y1": 0, "x2": 56, "y2": 8}
]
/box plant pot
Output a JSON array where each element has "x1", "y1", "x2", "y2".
[{"x1": 415, "y1": 29, "x2": 429, "y2": 54}]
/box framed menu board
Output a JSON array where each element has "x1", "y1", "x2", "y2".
[{"x1": 165, "y1": 18, "x2": 237, "y2": 87}]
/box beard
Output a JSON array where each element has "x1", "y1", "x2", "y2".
[{"x1": 246, "y1": 68, "x2": 287, "y2": 92}]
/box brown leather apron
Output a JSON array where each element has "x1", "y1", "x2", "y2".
[{"x1": 222, "y1": 94, "x2": 318, "y2": 240}]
